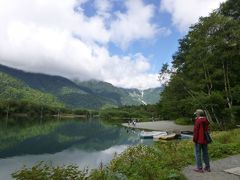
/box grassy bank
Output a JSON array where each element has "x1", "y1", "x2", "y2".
[
  {"x1": 12, "y1": 128, "x2": 240, "y2": 179},
  {"x1": 97, "y1": 128, "x2": 240, "y2": 179},
  {"x1": 175, "y1": 117, "x2": 194, "y2": 125}
]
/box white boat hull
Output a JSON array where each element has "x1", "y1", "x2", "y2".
[
  {"x1": 140, "y1": 131, "x2": 167, "y2": 138},
  {"x1": 154, "y1": 133, "x2": 177, "y2": 140}
]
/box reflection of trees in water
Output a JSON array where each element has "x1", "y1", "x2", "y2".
[
  {"x1": 0, "y1": 117, "x2": 64, "y2": 158},
  {"x1": 0, "y1": 118, "x2": 138, "y2": 158}
]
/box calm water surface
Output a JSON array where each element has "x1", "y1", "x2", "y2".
[{"x1": 0, "y1": 117, "x2": 152, "y2": 179}]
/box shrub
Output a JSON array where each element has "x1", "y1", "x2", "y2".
[
  {"x1": 12, "y1": 162, "x2": 88, "y2": 180},
  {"x1": 175, "y1": 118, "x2": 193, "y2": 125}
]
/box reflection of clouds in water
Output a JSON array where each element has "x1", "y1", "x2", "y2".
[{"x1": 0, "y1": 145, "x2": 129, "y2": 180}]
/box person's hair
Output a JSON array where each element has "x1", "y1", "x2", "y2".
[{"x1": 195, "y1": 109, "x2": 205, "y2": 116}]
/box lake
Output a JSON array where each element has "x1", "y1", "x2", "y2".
[{"x1": 0, "y1": 117, "x2": 152, "y2": 179}]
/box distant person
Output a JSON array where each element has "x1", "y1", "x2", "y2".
[
  {"x1": 133, "y1": 120, "x2": 136, "y2": 126},
  {"x1": 193, "y1": 109, "x2": 211, "y2": 173}
]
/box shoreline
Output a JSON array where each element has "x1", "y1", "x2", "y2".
[{"x1": 122, "y1": 120, "x2": 194, "y2": 133}]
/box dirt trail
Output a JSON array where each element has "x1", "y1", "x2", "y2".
[{"x1": 182, "y1": 154, "x2": 240, "y2": 180}]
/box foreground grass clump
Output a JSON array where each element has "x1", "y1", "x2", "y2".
[
  {"x1": 12, "y1": 129, "x2": 240, "y2": 180},
  {"x1": 12, "y1": 162, "x2": 88, "y2": 180},
  {"x1": 105, "y1": 143, "x2": 191, "y2": 180},
  {"x1": 209, "y1": 129, "x2": 240, "y2": 159}
]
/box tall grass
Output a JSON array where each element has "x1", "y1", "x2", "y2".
[
  {"x1": 12, "y1": 129, "x2": 240, "y2": 180},
  {"x1": 89, "y1": 128, "x2": 240, "y2": 179}
]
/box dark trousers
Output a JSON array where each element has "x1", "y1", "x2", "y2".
[{"x1": 194, "y1": 143, "x2": 210, "y2": 169}]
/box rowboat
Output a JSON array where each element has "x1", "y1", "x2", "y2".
[
  {"x1": 140, "y1": 131, "x2": 167, "y2": 138},
  {"x1": 180, "y1": 134, "x2": 193, "y2": 139},
  {"x1": 154, "y1": 133, "x2": 176, "y2": 140}
]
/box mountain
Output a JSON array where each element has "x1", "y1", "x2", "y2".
[
  {"x1": 0, "y1": 64, "x2": 162, "y2": 109},
  {"x1": 142, "y1": 87, "x2": 163, "y2": 104},
  {"x1": 0, "y1": 72, "x2": 63, "y2": 107},
  {"x1": 76, "y1": 80, "x2": 140, "y2": 105},
  {"x1": 0, "y1": 64, "x2": 117, "y2": 109},
  {"x1": 76, "y1": 80, "x2": 163, "y2": 105}
]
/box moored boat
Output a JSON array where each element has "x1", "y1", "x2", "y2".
[
  {"x1": 140, "y1": 131, "x2": 166, "y2": 138},
  {"x1": 180, "y1": 133, "x2": 193, "y2": 139},
  {"x1": 155, "y1": 133, "x2": 177, "y2": 140}
]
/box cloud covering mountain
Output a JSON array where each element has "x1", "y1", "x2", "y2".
[{"x1": 0, "y1": 0, "x2": 226, "y2": 89}]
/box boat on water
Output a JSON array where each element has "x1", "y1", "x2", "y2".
[
  {"x1": 180, "y1": 133, "x2": 193, "y2": 139},
  {"x1": 140, "y1": 131, "x2": 167, "y2": 138},
  {"x1": 154, "y1": 133, "x2": 177, "y2": 140}
]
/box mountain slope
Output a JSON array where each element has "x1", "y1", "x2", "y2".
[
  {"x1": 142, "y1": 87, "x2": 163, "y2": 104},
  {"x1": 0, "y1": 64, "x2": 87, "y2": 94},
  {"x1": 77, "y1": 80, "x2": 163, "y2": 105},
  {"x1": 76, "y1": 80, "x2": 124, "y2": 105},
  {"x1": 0, "y1": 64, "x2": 119, "y2": 109},
  {"x1": 0, "y1": 72, "x2": 63, "y2": 107},
  {"x1": 0, "y1": 64, "x2": 162, "y2": 109}
]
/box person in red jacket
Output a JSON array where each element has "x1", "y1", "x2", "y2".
[{"x1": 193, "y1": 109, "x2": 211, "y2": 173}]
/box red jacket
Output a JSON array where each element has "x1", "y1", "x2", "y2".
[{"x1": 193, "y1": 117, "x2": 209, "y2": 144}]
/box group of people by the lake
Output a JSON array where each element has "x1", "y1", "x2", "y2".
[
  {"x1": 193, "y1": 109, "x2": 211, "y2": 173},
  {"x1": 128, "y1": 119, "x2": 137, "y2": 127}
]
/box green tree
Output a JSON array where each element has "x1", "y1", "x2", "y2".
[{"x1": 159, "y1": 1, "x2": 240, "y2": 129}]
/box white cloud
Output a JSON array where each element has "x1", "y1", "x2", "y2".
[
  {"x1": 94, "y1": 0, "x2": 112, "y2": 17},
  {"x1": 100, "y1": 53, "x2": 160, "y2": 89},
  {"x1": 107, "y1": 73, "x2": 160, "y2": 90},
  {"x1": 160, "y1": 0, "x2": 227, "y2": 32},
  {"x1": 0, "y1": 0, "x2": 162, "y2": 89},
  {"x1": 110, "y1": 0, "x2": 158, "y2": 48}
]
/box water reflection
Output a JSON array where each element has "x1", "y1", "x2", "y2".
[
  {"x1": 0, "y1": 118, "x2": 140, "y2": 157},
  {"x1": 0, "y1": 117, "x2": 151, "y2": 179},
  {"x1": 0, "y1": 145, "x2": 128, "y2": 180}
]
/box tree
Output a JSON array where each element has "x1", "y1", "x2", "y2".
[{"x1": 158, "y1": 1, "x2": 240, "y2": 129}]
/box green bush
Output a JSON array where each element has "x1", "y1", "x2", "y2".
[
  {"x1": 12, "y1": 162, "x2": 88, "y2": 180},
  {"x1": 175, "y1": 118, "x2": 193, "y2": 125}
]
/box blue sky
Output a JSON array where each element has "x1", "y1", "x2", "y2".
[
  {"x1": 80, "y1": 0, "x2": 182, "y2": 73},
  {"x1": 0, "y1": 0, "x2": 226, "y2": 89}
]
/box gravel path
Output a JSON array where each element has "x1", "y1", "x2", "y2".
[
  {"x1": 182, "y1": 154, "x2": 240, "y2": 180},
  {"x1": 122, "y1": 121, "x2": 193, "y2": 132}
]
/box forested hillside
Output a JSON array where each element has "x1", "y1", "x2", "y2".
[
  {"x1": 0, "y1": 72, "x2": 63, "y2": 107},
  {"x1": 0, "y1": 64, "x2": 162, "y2": 110},
  {"x1": 159, "y1": 0, "x2": 240, "y2": 129},
  {"x1": 0, "y1": 64, "x2": 115, "y2": 109},
  {"x1": 77, "y1": 80, "x2": 163, "y2": 106},
  {"x1": 142, "y1": 87, "x2": 163, "y2": 104}
]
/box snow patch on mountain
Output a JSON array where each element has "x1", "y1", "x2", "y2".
[{"x1": 129, "y1": 90, "x2": 147, "y2": 105}]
